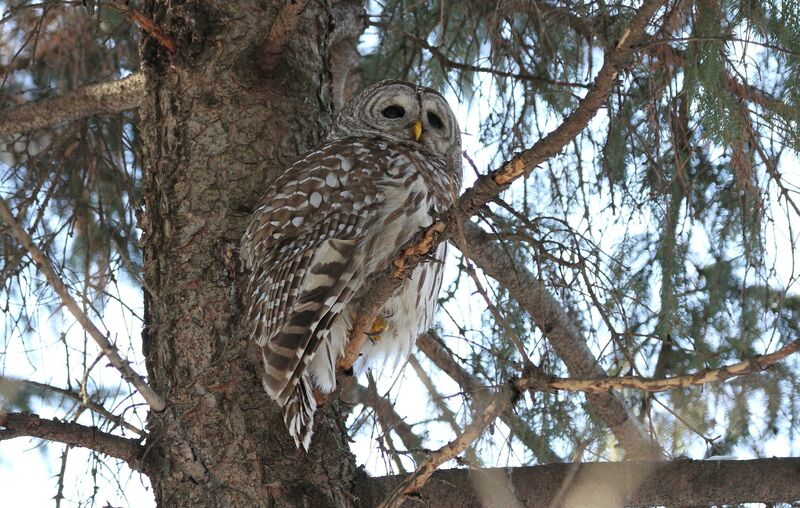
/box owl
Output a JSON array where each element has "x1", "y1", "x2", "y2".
[{"x1": 241, "y1": 80, "x2": 462, "y2": 450}]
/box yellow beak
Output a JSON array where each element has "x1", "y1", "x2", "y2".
[{"x1": 410, "y1": 121, "x2": 423, "y2": 142}]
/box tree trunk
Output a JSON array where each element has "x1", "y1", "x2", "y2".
[{"x1": 138, "y1": 1, "x2": 361, "y2": 505}]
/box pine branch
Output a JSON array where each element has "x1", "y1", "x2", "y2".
[
  {"x1": 515, "y1": 338, "x2": 800, "y2": 393},
  {"x1": 0, "y1": 73, "x2": 145, "y2": 136},
  {"x1": 0, "y1": 198, "x2": 166, "y2": 413},
  {"x1": 0, "y1": 412, "x2": 149, "y2": 473},
  {"x1": 458, "y1": 223, "x2": 661, "y2": 460}
]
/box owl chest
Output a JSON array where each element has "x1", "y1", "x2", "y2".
[{"x1": 360, "y1": 174, "x2": 435, "y2": 269}]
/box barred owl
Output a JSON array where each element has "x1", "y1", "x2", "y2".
[{"x1": 241, "y1": 80, "x2": 462, "y2": 450}]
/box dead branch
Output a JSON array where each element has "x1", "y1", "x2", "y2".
[
  {"x1": 368, "y1": 458, "x2": 800, "y2": 507},
  {"x1": 376, "y1": 386, "x2": 514, "y2": 508},
  {"x1": 350, "y1": 378, "x2": 426, "y2": 465},
  {"x1": 102, "y1": 1, "x2": 176, "y2": 52},
  {"x1": 0, "y1": 198, "x2": 166, "y2": 412},
  {"x1": 0, "y1": 73, "x2": 145, "y2": 136},
  {"x1": 0, "y1": 376, "x2": 145, "y2": 436},
  {"x1": 260, "y1": 0, "x2": 311, "y2": 72},
  {"x1": 416, "y1": 333, "x2": 561, "y2": 463},
  {"x1": 459, "y1": 222, "x2": 660, "y2": 459},
  {"x1": 516, "y1": 338, "x2": 800, "y2": 394},
  {"x1": 0, "y1": 412, "x2": 149, "y2": 473}
]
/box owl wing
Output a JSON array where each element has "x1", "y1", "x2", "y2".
[{"x1": 242, "y1": 139, "x2": 384, "y2": 409}]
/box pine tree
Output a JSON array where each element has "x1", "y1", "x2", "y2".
[{"x1": 1, "y1": 0, "x2": 799, "y2": 506}]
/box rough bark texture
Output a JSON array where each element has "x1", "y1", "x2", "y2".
[
  {"x1": 367, "y1": 458, "x2": 800, "y2": 507},
  {"x1": 137, "y1": 1, "x2": 362, "y2": 506},
  {"x1": 0, "y1": 73, "x2": 144, "y2": 136}
]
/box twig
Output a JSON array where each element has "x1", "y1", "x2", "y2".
[
  {"x1": 416, "y1": 333, "x2": 561, "y2": 463},
  {"x1": 101, "y1": 1, "x2": 176, "y2": 53},
  {"x1": 0, "y1": 412, "x2": 149, "y2": 473},
  {"x1": 460, "y1": 222, "x2": 660, "y2": 459},
  {"x1": 1, "y1": 376, "x2": 145, "y2": 436},
  {"x1": 0, "y1": 73, "x2": 145, "y2": 136},
  {"x1": 516, "y1": 338, "x2": 800, "y2": 394},
  {"x1": 260, "y1": 0, "x2": 311, "y2": 71},
  {"x1": 0, "y1": 198, "x2": 166, "y2": 412},
  {"x1": 376, "y1": 386, "x2": 514, "y2": 508}
]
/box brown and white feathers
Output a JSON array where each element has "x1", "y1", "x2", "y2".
[{"x1": 241, "y1": 80, "x2": 462, "y2": 450}]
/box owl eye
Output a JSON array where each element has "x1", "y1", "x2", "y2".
[
  {"x1": 427, "y1": 111, "x2": 444, "y2": 129},
  {"x1": 382, "y1": 105, "x2": 405, "y2": 119}
]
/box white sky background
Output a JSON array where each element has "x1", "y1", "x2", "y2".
[{"x1": 2, "y1": 2, "x2": 800, "y2": 506}]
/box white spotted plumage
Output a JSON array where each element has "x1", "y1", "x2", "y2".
[{"x1": 241, "y1": 81, "x2": 462, "y2": 450}]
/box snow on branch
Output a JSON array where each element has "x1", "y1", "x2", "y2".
[
  {"x1": 0, "y1": 412, "x2": 149, "y2": 473},
  {"x1": 0, "y1": 73, "x2": 144, "y2": 136},
  {"x1": 0, "y1": 197, "x2": 166, "y2": 412}
]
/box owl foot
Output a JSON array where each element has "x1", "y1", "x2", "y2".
[{"x1": 366, "y1": 316, "x2": 389, "y2": 343}]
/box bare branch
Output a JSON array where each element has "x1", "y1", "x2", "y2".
[
  {"x1": 516, "y1": 338, "x2": 800, "y2": 393},
  {"x1": 416, "y1": 333, "x2": 561, "y2": 463},
  {"x1": 0, "y1": 376, "x2": 145, "y2": 436},
  {"x1": 368, "y1": 458, "x2": 800, "y2": 507},
  {"x1": 0, "y1": 412, "x2": 149, "y2": 473},
  {"x1": 376, "y1": 387, "x2": 514, "y2": 508},
  {"x1": 349, "y1": 378, "x2": 426, "y2": 464},
  {"x1": 0, "y1": 73, "x2": 145, "y2": 136},
  {"x1": 102, "y1": 1, "x2": 177, "y2": 52},
  {"x1": 0, "y1": 198, "x2": 166, "y2": 412},
  {"x1": 460, "y1": 222, "x2": 660, "y2": 459},
  {"x1": 260, "y1": 0, "x2": 311, "y2": 72}
]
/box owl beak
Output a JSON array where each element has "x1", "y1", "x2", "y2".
[{"x1": 410, "y1": 121, "x2": 423, "y2": 142}]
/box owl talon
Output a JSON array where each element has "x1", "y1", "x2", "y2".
[{"x1": 366, "y1": 316, "x2": 389, "y2": 343}]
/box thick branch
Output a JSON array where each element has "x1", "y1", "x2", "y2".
[
  {"x1": 0, "y1": 198, "x2": 166, "y2": 412},
  {"x1": 461, "y1": 222, "x2": 660, "y2": 459},
  {"x1": 0, "y1": 412, "x2": 149, "y2": 473},
  {"x1": 516, "y1": 337, "x2": 800, "y2": 393},
  {"x1": 367, "y1": 458, "x2": 800, "y2": 507},
  {"x1": 0, "y1": 73, "x2": 145, "y2": 136}
]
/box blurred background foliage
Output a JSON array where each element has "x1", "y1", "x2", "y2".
[{"x1": 1, "y1": 0, "x2": 799, "y2": 503}]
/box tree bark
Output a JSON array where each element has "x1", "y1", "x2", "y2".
[
  {"x1": 366, "y1": 458, "x2": 800, "y2": 507},
  {"x1": 137, "y1": 0, "x2": 362, "y2": 506}
]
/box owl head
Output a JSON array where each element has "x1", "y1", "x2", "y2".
[{"x1": 329, "y1": 80, "x2": 462, "y2": 165}]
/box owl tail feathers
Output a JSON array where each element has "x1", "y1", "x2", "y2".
[{"x1": 281, "y1": 376, "x2": 317, "y2": 451}]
